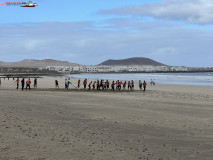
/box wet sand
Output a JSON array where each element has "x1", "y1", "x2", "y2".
[{"x1": 0, "y1": 77, "x2": 213, "y2": 160}]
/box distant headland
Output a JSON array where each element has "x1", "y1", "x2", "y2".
[{"x1": 0, "y1": 57, "x2": 213, "y2": 74}]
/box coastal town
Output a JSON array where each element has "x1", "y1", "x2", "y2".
[
  {"x1": 1, "y1": 58, "x2": 212, "y2": 76},
  {"x1": 43, "y1": 65, "x2": 188, "y2": 73}
]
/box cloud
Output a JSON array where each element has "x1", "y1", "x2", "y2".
[
  {"x1": 101, "y1": 18, "x2": 178, "y2": 32},
  {"x1": 150, "y1": 47, "x2": 177, "y2": 56},
  {"x1": 100, "y1": 0, "x2": 213, "y2": 25},
  {"x1": 0, "y1": 21, "x2": 213, "y2": 67}
]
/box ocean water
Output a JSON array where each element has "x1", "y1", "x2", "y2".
[{"x1": 69, "y1": 72, "x2": 213, "y2": 86}]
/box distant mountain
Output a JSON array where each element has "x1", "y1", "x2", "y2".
[
  {"x1": 0, "y1": 57, "x2": 165, "y2": 68},
  {"x1": 0, "y1": 59, "x2": 79, "y2": 68},
  {"x1": 99, "y1": 57, "x2": 166, "y2": 66}
]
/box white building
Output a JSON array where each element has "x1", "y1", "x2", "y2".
[
  {"x1": 43, "y1": 65, "x2": 188, "y2": 73},
  {"x1": 170, "y1": 66, "x2": 188, "y2": 71}
]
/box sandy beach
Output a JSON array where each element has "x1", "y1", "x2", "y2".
[{"x1": 0, "y1": 77, "x2": 213, "y2": 160}]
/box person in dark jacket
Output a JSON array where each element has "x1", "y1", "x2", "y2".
[{"x1": 21, "y1": 78, "x2": 25, "y2": 91}]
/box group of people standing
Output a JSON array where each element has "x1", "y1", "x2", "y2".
[
  {"x1": 1, "y1": 77, "x2": 149, "y2": 92},
  {"x1": 59, "y1": 79, "x2": 148, "y2": 91},
  {"x1": 139, "y1": 80, "x2": 147, "y2": 91},
  {"x1": 15, "y1": 78, "x2": 37, "y2": 90}
]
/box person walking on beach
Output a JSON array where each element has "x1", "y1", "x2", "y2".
[
  {"x1": 116, "y1": 80, "x2": 119, "y2": 90},
  {"x1": 123, "y1": 81, "x2": 126, "y2": 89},
  {"x1": 26, "y1": 78, "x2": 31, "y2": 90},
  {"x1": 131, "y1": 80, "x2": 134, "y2": 90},
  {"x1": 100, "y1": 80, "x2": 103, "y2": 89},
  {"x1": 21, "y1": 78, "x2": 25, "y2": 90},
  {"x1": 106, "y1": 80, "x2": 109, "y2": 89},
  {"x1": 139, "y1": 80, "x2": 142, "y2": 90},
  {"x1": 55, "y1": 80, "x2": 59, "y2": 88},
  {"x1": 111, "y1": 81, "x2": 115, "y2": 91},
  {"x1": 92, "y1": 81, "x2": 96, "y2": 90},
  {"x1": 78, "y1": 79, "x2": 80, "y2": 88},
  {"x1": 88, "y1": 81, "x2": 92, "y2": 90},
  {"x1": 15, "y1": 78, "x2": 20, "y2": 89},
  {"x1": 143, "y1": 80, "x2": 147, "y2": 92},
  {"x1": 65, "y1": 79, "x2": 68, "y2": 89},
  {"x1": 34, "y1": 78, "x2": 37, "y2": 88},
  {"x1": 150, "y1": 79, "x2": 155, "y2": 86},
  {"x1": 65, "y1": 79, "x2": 71, "y2": 89},
  {"x1": 103, "y1": 81, "x2": 106, "y2": 90},
  {"x1": 128, "y1": 81, "x2": 131, "y2": 90},
  {"x1": 104, "y1": 81, "x2": 108, "y2": 90},
  {"x1": 118, "y1": 80, "x2": 122, "y2": 90},
  {"x1": 97, "y1": 80, "x2": 100, "y2": 90},
  {"x1": 0, "y1": 78, "x2": 1, "y2": 87},
  {"x1": 83, "y1": 79, "x2": 87, "y2": 89}
]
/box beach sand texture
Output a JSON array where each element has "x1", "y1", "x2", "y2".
[{"x1": 0, "y1": 77, "x2": 213, "y2": 160}]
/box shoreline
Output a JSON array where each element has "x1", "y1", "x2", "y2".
[
  {"x1": 1, "y1": 76, "x2": 213, "y2": 88},
  {"x1": 70, "y1": 70, "x2": 213, "y2": 74},
  {"x1": 1, "y1": 70, "x2": 213, "y2": 76},
  {"x1": 1, "y1": 76, "x2": 213, "y2": 97},
  {"x1": 68, "y1": 73, "x2": 213, "y2": 87},
  {"x1": 1, "y1": 71, "x2": 213, "y2": 86}
]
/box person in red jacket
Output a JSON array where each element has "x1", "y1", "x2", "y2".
[
  {"x1": 118, "y1": 81, "x2": 122, "y2": 90},
  {"x1": 78, "y1": 79, "x2": 80, "y2": 88},
  {"x1": 88, "y1": 81, "x2": 92, "y2": 90},
  {"x1": 83, "y1": 79, "x2": 87, "y2": 89},
  {"x1": 15, "y1": 78, "x2": 20, "y2": 89},
  {"x1": 103, "y1": 81, "x2": 107, "y2": 90},
  {"x1": 131, "y1": 80, "x2": 134, "y2": 90},
  {"x1": 143, "y1": 80, "x2": 147, "y2": 92},
  {"x1": 26, "y1": 78, "x2": 31, "y2": 90},
  {"x1": 106, "y1": 80, "x2": 110, "y2": 89}
]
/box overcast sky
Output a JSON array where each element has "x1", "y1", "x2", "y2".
[{"x1": 0, "y1": 0, "x2": 213, "y2": 67}]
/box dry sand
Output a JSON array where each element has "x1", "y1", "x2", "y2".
[{"x1": 0, "y1": 77, "x2": 213, "y2": 160}]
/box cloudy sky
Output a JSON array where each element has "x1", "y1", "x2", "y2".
[{"x1": 0, "y1": 0, "x2": 213, "y2": 67}]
